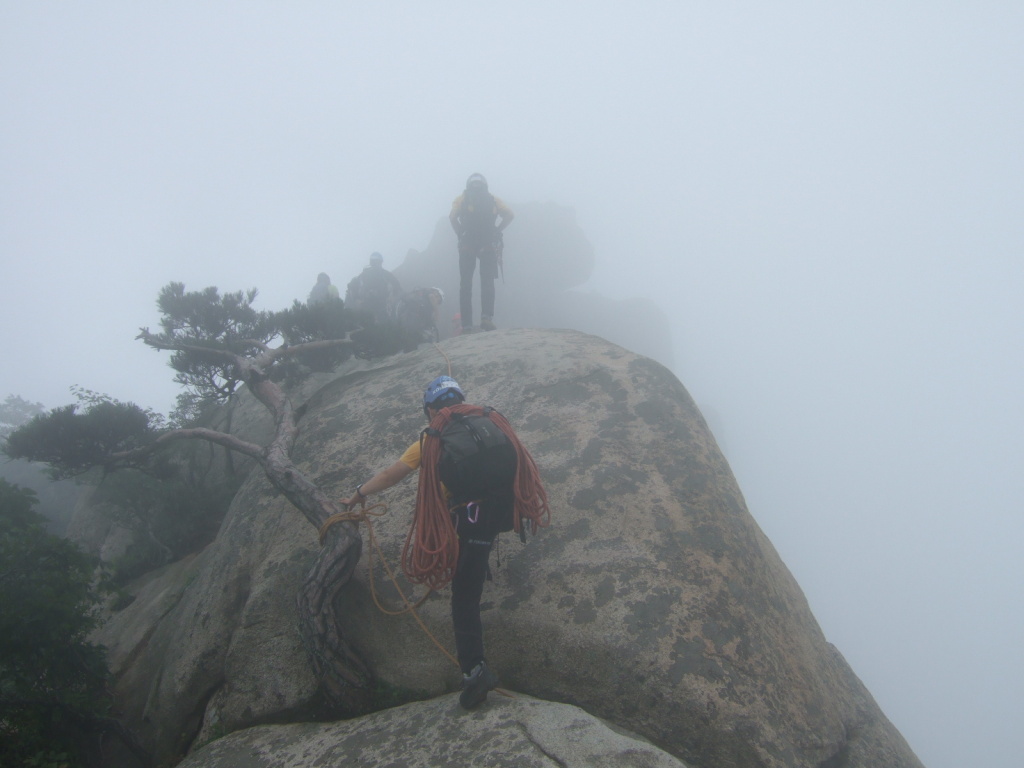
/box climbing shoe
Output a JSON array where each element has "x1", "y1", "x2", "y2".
[
  {"x1": 480, "y1": 316, "x2": 497, "y2": 331},
  {"x1": 459, "y1": 661, "x2": 498, "y2": 709}
]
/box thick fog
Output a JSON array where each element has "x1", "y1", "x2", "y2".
[{"x1": 2, "y1": 5, "x2": 1022, "y2": 767}]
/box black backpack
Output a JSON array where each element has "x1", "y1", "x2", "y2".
[
  {"x1": 359, "y1": 268, "x2": 390, "y2": 302},
  {"x1": 459, "y1": 190, "x2": 498, "y2": 241},
  {"x1": 428, "y1": 410, "x2": 517, "y2": 505}
]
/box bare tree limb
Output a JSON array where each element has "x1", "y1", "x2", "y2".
[{"x1": 149, "y1": 427, "x2": 265, "y2": 460}]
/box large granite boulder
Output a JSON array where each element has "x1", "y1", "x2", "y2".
[
  {"x1": 95, "y1": 328, "x2": 922, "y2": 768},
  {"x1": 176, "y1": 693, "x2": 690, "y2": 768}
]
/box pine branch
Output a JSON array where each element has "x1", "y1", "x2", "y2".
[{"x1": 136, "y1": 329, "x2": 244, "y2": 364}]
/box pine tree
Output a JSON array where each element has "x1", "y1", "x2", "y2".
[
  {"x1": 0, "y1": 479, "x2": 149, "y2": 766},
  {"x1": 4, "y1": 282, "x2": 422, "y2": 716}
]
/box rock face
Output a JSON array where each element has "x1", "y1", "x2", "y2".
[
  {"x1": 176, "y1": 693, "x2": 691, "y2": 768},
  {"x1": 95, "y1": 328, "x2": 923, "y2": 768}
]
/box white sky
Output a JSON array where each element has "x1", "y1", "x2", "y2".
[{"x1": 2, "y1": 4, "x2": 1022, "y2": 767}]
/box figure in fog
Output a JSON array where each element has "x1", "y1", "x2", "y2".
[
  {"x1": 345, "y1": 252, "x2": 402, "y2": 323},
  {"x1": 307, "y1": 273, "x2": 340, "y2": 305},
  {"x1": 449, "y1": 174, "x2": 514, "y2": 332},
  {"x1": 396, "y1": 287, "x2": 444, "y2": 343}
]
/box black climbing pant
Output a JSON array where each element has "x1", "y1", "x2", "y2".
[
  {"x1": 459, "y1": 243, "x2": 498, "y2": 328},
  {"x1": 449, "y1": 495, "x2": 512, "y2": 674}
]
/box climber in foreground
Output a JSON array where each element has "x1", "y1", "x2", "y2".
[
  {"x1": 341, "y1": 376, "x2": 550, "y2": 709},
  {"x1": 449, "y1": 173, "x2": 514, "y2": 332}
]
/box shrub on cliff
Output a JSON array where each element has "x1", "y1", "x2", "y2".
[{"x1": 0, "y1": 479, "x2": 114, "y2": 767}]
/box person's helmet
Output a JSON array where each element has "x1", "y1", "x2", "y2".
[
  {"x1": 466, "y1": 173, "x2": 488, "y2": 192},
  {"x1": 430, "y1": 287, "x2": 444, "y2": 304},
  {"x1": 370, "y1": 252, "x2": 383, "y2": 266},
  {"x1": 423, "y1": 375, "x2": 464, "y2": 415}
]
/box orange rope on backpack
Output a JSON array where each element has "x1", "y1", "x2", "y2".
[{"x1": 401, "y1": 403, "x2": 551, "y2": 590}]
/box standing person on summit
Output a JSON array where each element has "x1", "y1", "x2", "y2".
[
  {"x1": 449, "y1": 174, "x2": 514, "y2": 333},
  {"x1": 340, "y1": 376, "x2": 550, "y2": 709},
  {"x1": 345, "y1": 252, "x2": 402, "y2": 324}
]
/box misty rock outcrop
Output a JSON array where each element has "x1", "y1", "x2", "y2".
[
  {"x1": 94, "y1": 328, "x2": 922, "y2": 768},
  {"x1": 64, "y1": 485, "x2": 136, "y2": 562},
  {"x1": 392, "y1": 202, "x2": 674, "y2": 367},
  {"x1": 176, "y1": 693, "x2": 690, "y2": 768}
]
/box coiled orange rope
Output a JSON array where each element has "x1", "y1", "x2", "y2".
[
  {"x1": 320, "y1": 503, "x2": 459, "y2": 668},
  {"x1": 320, "y1": 503, "x2": 431, "y2": 615},
  {"x1": 401, "y1": 403, "x2": 551, "y2": 590}
]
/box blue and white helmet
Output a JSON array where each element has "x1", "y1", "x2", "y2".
[{"x1": 423, "y1": 375, "x2": 464, "y2": 414}]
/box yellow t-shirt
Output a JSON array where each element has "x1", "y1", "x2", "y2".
[
  {"x1": 399, "y1": 439, "x2": 422, "y2": 470},
  {"x1": 400, "y1": 438, "x2": 452, "y2": 497},
  {"x1": 449, "y1": 194, "x2": 513, "y2": 222}
]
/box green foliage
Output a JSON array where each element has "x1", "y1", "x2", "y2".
[
  {"x1": 0, "y1": 478, "x2": 39, "y2": 529},
  {"x1": 5, "y1": 387, "x2": 241, "y2": 583},
  {"x1": 0, "y1": 479, "x2": 112, "y2": 767},
  {"x1": 151, "y1": 280, "x2": 421, "y2": 396},
  {"x1": 0, "y1": 395, "x2": 46, "y2": 444},
  {"x1": 275, "y1": 297, "x2": 356, "y2": 375},
  {"x1": 156, "y1": 282, "x2": 278, "y2": 403},
  {"x1": 5, "y1": 280, "x2": 421, "y2": 588},
  {"x1": 4, "y1": 393, "x2": 161, "y2": 480},
  {"x1": 157, "y1": 282, "x2": 277, "y2": 348},
  {"x1": 272, "y1": 294, "x2": 421, "y2": 378},
  {"x1": 277, "y1": 296, "x2": 351, "y2": 345},
  {"x1": 1, "y1": 395, "x2": 83, "y2": 537},
  {"x1": 168, "y1": 389, "x2": 215, "y2": 430}
]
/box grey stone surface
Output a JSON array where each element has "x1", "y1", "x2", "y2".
[
  {"x1": 95, "y1": 328, "x2": 923, "y2": 768},
  {"x1": 178, "y1": 693, "x2": 690, "y2": 768}
]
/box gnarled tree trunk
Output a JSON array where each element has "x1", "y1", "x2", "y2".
[
  {"x1": 245, "y1": 374, "x2": 374, "y2": 712},
  {"x1": 135, "y1": 332, "x2": 373, "y2": 711}
]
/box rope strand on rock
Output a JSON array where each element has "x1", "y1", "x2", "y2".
[
  {"x1": 320, "y1": 501, "x2": 515, "y2": 698},
  {"x1": 320, "y1": 503, "x2": 431, "y2": 615}
]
